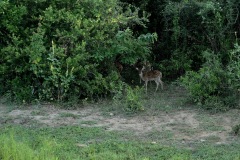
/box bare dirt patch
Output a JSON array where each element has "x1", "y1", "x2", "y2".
[{"x1": 0, "y1": 103, "x2": 239, "y2": 145}]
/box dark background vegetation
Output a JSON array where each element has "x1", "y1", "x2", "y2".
[{"x1": 0, "y1": 0, "x2": 239, "y2": 110}]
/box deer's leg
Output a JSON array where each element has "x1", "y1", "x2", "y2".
[
  {"x1": 145, "y1": 81, "x2": 148, "y2": 93},
  {"x1": 155, "y1": 80, "x2": 159, "y2": 92},
  {"x1": 157, "y1": 77, "x2": 163, "y2": 90}
]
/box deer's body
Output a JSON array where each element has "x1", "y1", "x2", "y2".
[
  {"x1": 136, "y1": 66, "x2": 163, "y2": 93},
  {"x1": 134, "y1": 60, "x2": 152, "y2": 83}
]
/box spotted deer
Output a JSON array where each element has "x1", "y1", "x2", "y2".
[
  {"x1": 136, "y1": 65, "x2": 163, "y2": 93},
  {"x1": 134, "y1": 60, "x2": 152, "y2": 84}
]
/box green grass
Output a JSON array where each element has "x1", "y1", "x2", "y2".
[
  {"x1": 58, "y1": 112, "x2": 79, "y2": 119},
  {"x1": 0, "y1": 125, "x2": 240, "y2": 160},
  {"x1": 0, "y1": 130, "x2": 58, "y2": 160},
  {"x1": 0, "y1": 125, "x2": 191, "y2": 160},
  {"x1": 79, "y1": 120, "x2": 98, "y2": 125},
  {"x1": 191, "y1": 144, "x2": 240, "y2": 160},
  {"x1": 30, "y1": 110, "x2": 47, "y2": 116}
]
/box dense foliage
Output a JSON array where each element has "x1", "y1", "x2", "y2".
[
  {"x1": 0, "y1": 0, "x2": 155, "y2": 102},
  {"x1": 123, "y1": 0, "x2": 240, "y2": 110},
  {"x1": 1, "y1": 0, "x2": 239, "y2": 109}
]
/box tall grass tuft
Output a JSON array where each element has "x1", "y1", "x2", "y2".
[{"x1": 0, "y1": 132, "x2": 58, "y2": 160}]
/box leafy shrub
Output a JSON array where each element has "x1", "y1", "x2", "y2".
[
  {"x1": 226, "y1": 43, "x2": 240, "y2": 92},
  {"x1": 124, "y1": 85, "x2": 145, "y2": 112},
  {"x1": 181, "y1": 49, "x2": 239, "y2": 111},
  {"x1": 113, "y1": 82, "x2": 144, "y2": 112},
  {"x1": 11, "y1": 77, "x2": 33, "y2": 104},
  {"x1": 0, "y1": 0, "x2": 155, "y2": 103}
]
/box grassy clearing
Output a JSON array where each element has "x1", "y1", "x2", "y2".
[
  {"x1": 0, "y1": 125, "x2": 191, "y2": 160},
  {"x1": 0, "y1": 84, "x2": 240, "y2": 160},
  {"x1": 0, "y1": 125, "x2": 240, "y2": 160}
]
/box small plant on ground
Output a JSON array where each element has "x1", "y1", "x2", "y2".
[
  {"x1": 113, "y1": 82, "x2": 145, "y2": 112},
  {"x1": 232, "y1": 124, "x2": 240, "y2": 136}
]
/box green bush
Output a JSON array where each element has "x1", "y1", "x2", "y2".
[
  {"x1": 113, "y1": 82, "x2": 144, "y2": 112},
  {"x1": 0, "y1": 0, "x2": 155, "y2": 103},
  {"x1": 181, "y1": 49, "x2": 239, "y2": 111},
  {"x1": 226, "y1": 43, "x2": 240, "y2": 92}
]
